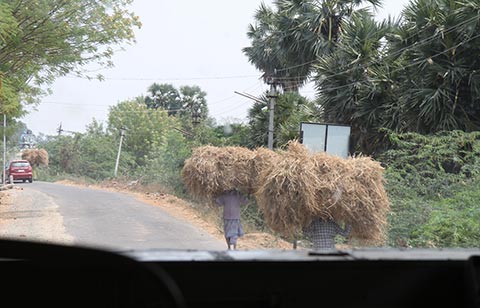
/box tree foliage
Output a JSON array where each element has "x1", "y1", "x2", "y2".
[
  {"x1": 388, "y1": 0, "x2": 480, "y2": 133},
  {"x1": 243, "y1": 0, "x2": 380, "y2": 91},
  {"x1": 145, "y1": 83, "x2": 181, "y2": 115},
  {"x1": 247, "y1": 92, "x2": 319, "y2": 148},
  {"x1": 108, "y1": 100, "x2": 181, "y2": 166},
  {"x1": 379, "y1": 131, "x2": 480, "y2": 247},
  {"x1": 0, "y1": 0, "x2": 141, "y2": 116}
]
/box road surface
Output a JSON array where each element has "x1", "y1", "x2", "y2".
[{"x1": 0, "y1": 181, "x2": 224, "y2": 251}]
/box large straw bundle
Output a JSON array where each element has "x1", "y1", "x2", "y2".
[
  {"x1": 21, "y1": 149, "x2": 49, "y2": 166},
  {"x1": 250, "y1": 147, "x2": 279, "y2": 192},
  {"x1": 331, "y1": 157, "x2": 390, "y2": 244},
  {"x1": 312, "y1": 153, "x2": 389, "y2": 245},
  {"x1": 181, "y1": 146, "x2": 255, "y2": 201},
  {"x1": 255, "y1": 142, "x2": 330, "y2": 238},
  {"x1": 256, "y1": 141, "x2": 389, "y2": 244}
]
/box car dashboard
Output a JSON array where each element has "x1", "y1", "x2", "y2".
[{"x1": 0, "y1": 239, "x2": 479, "y2": 307}]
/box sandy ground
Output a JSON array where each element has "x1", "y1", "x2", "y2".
[
  {"x1": 55, "y1": 179, "x2": 294, "y2": 250},
  {"x1": 0, "y1": 187, "x2": 74, "y2": 245}
]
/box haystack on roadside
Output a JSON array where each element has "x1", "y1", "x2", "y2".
[
  {"x1": 21, "y1": 149, "x2": 49, "y2": 167},
  {"x1": 181, "y1": 146, "x2": 255, "y2": 202},
  {"x1": 255, "y1": 142, "x2": 329, "y2": 238}
]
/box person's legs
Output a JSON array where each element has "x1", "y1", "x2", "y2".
[{"x1": 224, "y1": 219, "x2": 242, "y2": 250}]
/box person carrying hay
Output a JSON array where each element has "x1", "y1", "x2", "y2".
[
  {"x1": 215, "y1": 189, "x2": 248, "y2": 250},
  {"x1": 303, "y1": 218, "x2": 352, "y2": 250}
]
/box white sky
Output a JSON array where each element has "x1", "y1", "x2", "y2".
[{"x1": 23, "y1": 0, "x2": 410, "y2": 136}]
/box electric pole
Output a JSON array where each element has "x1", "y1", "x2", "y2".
[
  {"x1": 114, "y1": 128, "x2": 125, "y2": 177},
  {"x1": 266, "y1": 84, "x2": 277, "y2": 150},
  {"x1": 234, "y1": 85, "x2": 277, "y2": 150}
]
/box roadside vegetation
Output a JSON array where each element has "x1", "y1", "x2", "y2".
[{"x1": 2, "y1": 0, "x2": 480, "y2": 247}]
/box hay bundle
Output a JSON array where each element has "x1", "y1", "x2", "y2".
[
  {"x1": 21, "y1": 149, "x2": 49, "y2": 166},
  {"x1": 250, "y1": 147, "x2": 279, "y2": 192},
  {"x1": 181, "y1": 146, "x2": 255, "y2": 201},
  {"x1": 255, "y1": 142, "x2": 329, "y2": 238},
  {"x1": 326, "y1": 156, "x2": 389, "y2": 245},
  {"x1": 310, "y1": 152, "x2": 389, "y2": 245},
  {"x1": 256, "y1": 141, "x2": 389, "y2": 244}
]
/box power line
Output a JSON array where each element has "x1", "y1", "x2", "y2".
[{"x1": 64, "y1": 73, "x2": 262, "y2": 82}]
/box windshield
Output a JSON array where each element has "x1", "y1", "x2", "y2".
[
  {"x1": 11, "y1": 162, "x2": 30, "y2": 168},
  {"x1": 1, "y1": 0, "x2": 479, "y2": 253}
]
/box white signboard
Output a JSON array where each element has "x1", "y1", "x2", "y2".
[{"x1": 300, "y1": 122, "x2": 351, "y2": 158}]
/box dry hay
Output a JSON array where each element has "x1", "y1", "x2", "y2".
[
  {"x1": 250, "y1": 147, "x2": 279, "y2": 192},
  {"x1": 21, "y1": 148, "x2": 49, "y2": 166},
  {"x1": 181, "y1": 146, "x2": 255, "y2": 201},
  {"x1": 256, "y1": 141, "x2": 389, "y2": 244},
  {"x1": 255, "y1": 141, "x2": 330, "y2": 238},
  {"x1": 312, "y1": 153, "x2": 389, "y2": 245}
]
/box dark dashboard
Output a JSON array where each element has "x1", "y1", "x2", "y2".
[{"x1": 1, "y1": 240, "x2": 479, "y2": 308}]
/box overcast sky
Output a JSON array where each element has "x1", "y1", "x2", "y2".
[{"x1": 23, "y1": 0, "x2": 410, "y2": 136}]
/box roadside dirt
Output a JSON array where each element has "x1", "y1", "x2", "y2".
[
  {"x1": 55, "y1": 179, "x2": 293, "y2": 250},
  {"x1": 0, "y1": 186, "x2": 74, "y2": 245}
]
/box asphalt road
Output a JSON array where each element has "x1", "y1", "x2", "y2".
[{"x1": 0, "y1": 181, "x2": 224, "y2": 251}]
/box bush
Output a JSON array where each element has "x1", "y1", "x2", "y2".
[
  {"x1": 379, "y1": 131, "x2": 480, "y2": 247},
  {"x1": 413, "y1": 181, "x2": 480, "y2": 247}
]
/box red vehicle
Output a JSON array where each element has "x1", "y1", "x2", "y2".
[{"x1": 4, "y1": 160, "x2": 33, "y2": 183}]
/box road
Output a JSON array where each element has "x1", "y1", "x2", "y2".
[{"x1": 0, "y1": 181, "x2": 224, "y2": 251}]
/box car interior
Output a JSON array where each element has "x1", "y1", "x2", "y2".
[{"x1": 1, "y1": 239, "x2": 479, "y2": 308}]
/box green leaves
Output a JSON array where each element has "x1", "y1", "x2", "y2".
[
  {"x1": 247, "y1": 91, "x2": 319, "y2": 148},
  {"x1": 381, "y1": 130, "x2": 480, "y2": 247},
  {"x1": 0, "y1": 0, "x2": 141, "y2": 117},
  {"x1": 107, "y1": 100, "x2": 180, "y2": 166}
]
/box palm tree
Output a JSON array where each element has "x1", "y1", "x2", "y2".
[
  {"x1": 389, "y1": 0, "x2": 480, "y2": 133},
  {"x1": 243, "y1": 0, "x2": 382, "y2": 92},
  {"x1": 243, "y1": 3, "x2": 308, "y2": 91},
  {"x1": 144, "y1": 83, "x2": 181, "y2": 115},
  {"x1": 314, "y1": 11, "x2": 393, "y2": 153}
]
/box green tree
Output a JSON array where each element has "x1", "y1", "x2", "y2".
[
  {"x1": 388, "y1": 0, "x2": 480, "y2": 133},
  {"x1": 179, "y1": 85, "x2": 208, "y2": 124},
  {"x1": 243, "y1": 0, "x2": 381, "y2": 91},
  {"x1": 107, "y1": 100, "x2": 180, "y2": 166},
  {"x1": 145, "y1": 83, "x2": 181, "y2": 115},
  {"x1": 247, "y1": 92, "x2": 319, "y2": 148},
  {"x1": 211, "y1": 122, "x2": 251, "y2": 147},
  {"x1": 314, "y1": 11, "x2": 392, "y2": 153},
  {"x1": 0, "y1": 0, "x2": 141, "y2": 116}
]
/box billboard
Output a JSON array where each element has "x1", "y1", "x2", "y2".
[{"x1": 300, "y1": 122, "x2": 351, "y2": 158}]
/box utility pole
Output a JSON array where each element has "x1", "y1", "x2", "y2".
[
  {"x1": 234, "y1": 86, "x2": 277, "y2": 150},
  {"x1": 266, "y1": 84, "x2": 277, "y2": 150},
  {"x1": 114, "y1": 128, "x2": 125, "y2": 177}
]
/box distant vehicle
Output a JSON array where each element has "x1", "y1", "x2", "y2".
[{"x1": 4, "y1": 160, "x2": 33, "y2": 184}]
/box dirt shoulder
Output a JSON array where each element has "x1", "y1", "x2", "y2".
[
  {"x1": 0, "y1": 186, "x2": 74, "y2": 245},
  {"x1": 55, "y1": 179, "x2": 293, "y2": 250}
]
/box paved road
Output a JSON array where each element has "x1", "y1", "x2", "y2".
[{"x1": 0, "y1": 182, "x2": 224, "y2": 251}]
